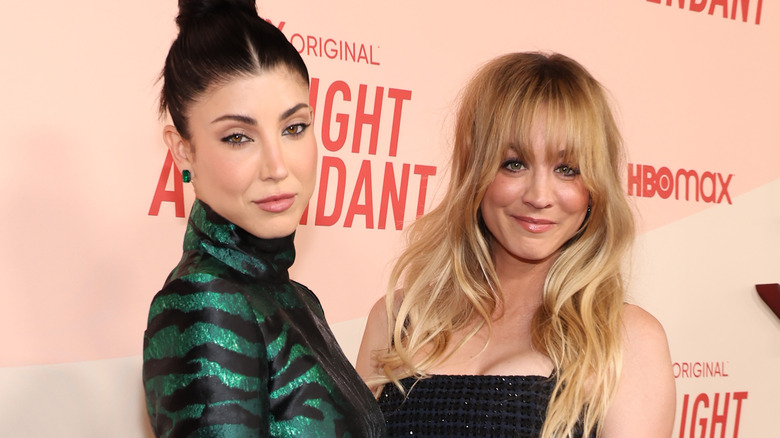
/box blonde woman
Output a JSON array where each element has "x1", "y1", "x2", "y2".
[{"x1": 356, "y1": 52, "x2": 675, "y2": 437}]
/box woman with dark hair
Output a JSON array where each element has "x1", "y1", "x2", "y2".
[
  {"x1": 142, "y1": 1, "x2": 386, "y2": 436},
  {"x1": 357, "y1": 52, "x2": 675, "y2": 437}
]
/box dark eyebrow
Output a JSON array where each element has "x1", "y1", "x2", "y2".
[
  {"x1": 280, "y1": 103, "x2": 310, "y2": 121},
  {"x1": 210, "y1": 103, "x2": 309, "y2": 125},
  {"x1": 211, "y1": 114, "x2": 257, "y2": 125}
]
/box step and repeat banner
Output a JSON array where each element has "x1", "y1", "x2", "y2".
[{"x1": 1, "y1": 1, "x2": 777, "y2": 436}]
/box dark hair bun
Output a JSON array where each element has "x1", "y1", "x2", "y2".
[
  {"x1": 176, "y1": 0, "x2": 258, "y2": 30},
  {"x1": 161, "y1": 0, "x2": 308, "y2": 138}
]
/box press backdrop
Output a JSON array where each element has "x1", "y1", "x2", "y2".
[{"x1": 1, "y1": 1, "x2": 778, "y2": 436}]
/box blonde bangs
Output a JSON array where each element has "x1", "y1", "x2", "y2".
[
  {"x1": 373, "y1": 52, "x2": 632, "y2": 438},
  {"x1": 496, "y1": 69, "x2": 608, "y2": 197}
]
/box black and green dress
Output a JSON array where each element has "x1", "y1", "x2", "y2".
[{"x1": 143, "y1": 200, "x2": 385, "y2": 437}]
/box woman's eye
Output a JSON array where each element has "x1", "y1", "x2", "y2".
[
  {"x1": 221, "y1": 133, "x2": 252, "y2": 145},
  {"x1": 283, "y1": 123, "x2": 309, "y2": 136},
  {"x1": 556, "y1": 164, "x2": 580, "y2": 177},
  {"x1": 501, "y1": 159, "x2": 526, "y2": 172}
]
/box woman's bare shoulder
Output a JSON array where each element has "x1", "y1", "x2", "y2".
[
  {"x1": 601, "y1": 303, "x2": 676, "y2": 437},
  {"x1": 355, "y1": 293, "x2": 398, "y2": 381},
  {"x1": 622, "y1": 304, "x2": 668, "y2": 344}
]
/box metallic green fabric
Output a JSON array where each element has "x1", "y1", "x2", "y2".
[{"x1": 143, "y1": 200, "x2": 385, "y2": 437}]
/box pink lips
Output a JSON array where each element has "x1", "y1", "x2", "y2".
[
  {"x1": 514, "y1": 215, "x2": 555, "y2": 233},
  {"x1": 254, "y1": 193, "x2": 295, "y2": 213}
]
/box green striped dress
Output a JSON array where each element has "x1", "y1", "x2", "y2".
[{"x1": 143, "y1": 200, "x2": 385, "y2": 437}]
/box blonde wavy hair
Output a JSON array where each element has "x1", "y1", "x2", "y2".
[{"x1": 372, "y1": 52, "x2": 635, "y2": 437}]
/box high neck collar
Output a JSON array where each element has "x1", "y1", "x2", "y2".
[{"x1": 183, "y1": 200, "x2": 296, "y2": 282}]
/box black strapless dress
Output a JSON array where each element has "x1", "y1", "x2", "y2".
[{"x1": 378, "y1": 374, "x2": 593, "y2": 438}]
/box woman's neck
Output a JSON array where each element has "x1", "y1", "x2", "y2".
[{"x1": 492, "y1": 249, "x2": 557, "y2": 311}]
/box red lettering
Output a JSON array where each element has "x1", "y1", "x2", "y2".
[
  {"x1": 710, "y1": 393, "x2": 729, "y2": 438},
  {"x1": 315, "y1": 156, "x2": 346, "y2": 226},
  {"x1": 708, "y1": 0, "x2": 729, "y2": 17},
  {"x1": 357, "y1": 44, "x2": 369, "y2": 63},
  {"x1": 305, "y1": 159, "x2": 436, "y2": 230},
  {"x1": 732, "y1": 392, "x2": 748, "y2": 437},
  {"x1": 321, "y1": 81, "x2": 351, "y2": 152},
  {"x1": 650, "y1": 0, "x2": 762, "y2": 25},
  {"x1": 691, "y1": 393, "x2": 709, "y2": 437},
  {"x1": 312, "y1": 80, "x2": 412, "y2": 157},
  {"x1": 295, "y1": 78, "x2": 437, "y2": 230},
  {"x1": 691, "y1": 0, "x2": 707, "y2": 12},
  {"x1": 387, "y1": 88, "x2": 412, "y2": 157},
  {"x1": 149, "y1": 150, "x2": 185, "y2": 218},
  {"x1": 306, "y1": 35, "x2": 318, "y2": 56},
  {"x1": 656, "y1": 166, "x2": 674, "y2": 199},
  {"x1": 378, "y1": 162, "x2": 410, "y2": 230},
  {"x1": 627, "y1": 163, "x2": 642, "y2": 196},
  {"x1": 729, "y1": 0, "x2": 763, "y2": 23},
  {"x1": 679, "y1": 394, "x2": 690, "y2": 438},
  {"x1": 344, "y1": 160, "x2": 374, "y2": 228},
  {"x1": 352, "y1": 84, "x2": 383, "y2": 154},
  {"x1": 678, "y1": 391, "x2": 749, "y2": 437},
  {"x1": 676, "y1": 169, "x2": 700, "y2": 202},
  {"x1": 643, "y1": 165, "x2": 657, "y2": 197},
  {"x1": 672, "y1": 362, "x2": 731, "y2": 379},
  {"x1": 324, "y1": 39, "x2": 338, "y2": 59},
  {"x1": 414, "y1": 165, "x2": 437, "y2": 218},
  {"x1": 289, "y1": 33, "x2": 304, "y2": 53},
  {"x1": 700, "y1": 171, "x2": 717, "y2": 203},
  {"x1": 731, "y1": 0, "x2": 750, "y2": 20},
  {"x1": 717, "y1": 173, "x2": 733, "y2": 204}
]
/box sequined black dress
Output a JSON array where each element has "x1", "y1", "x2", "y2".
[
  {"x1": 143, "y1": 200, "x2": 386, "y2": 437},
  {"x1": 378, "y1": 374, "x2": 591, "y2": 438}
]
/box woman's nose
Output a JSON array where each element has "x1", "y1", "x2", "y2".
[
  {"x1": 522, "y1": 171, "x2": 553, "y2": 209},
  {"x1": 259, "y1": 141, "x2": 289, "y2": 181}
]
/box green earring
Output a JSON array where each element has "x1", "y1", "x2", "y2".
[{"x1": 182, "y1": 169, "x2": 191, "y2": 183}]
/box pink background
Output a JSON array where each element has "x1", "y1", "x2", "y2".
[{"x1": 1, "y1": 1, "x2": 777, "y2": 436}]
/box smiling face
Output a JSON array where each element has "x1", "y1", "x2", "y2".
[
  {"x1": 480, "y1": 116, "x2": 590, "y2": 270},
  {"x1": 165, "y1": 68, "x2": 317, "y2": 239}
]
